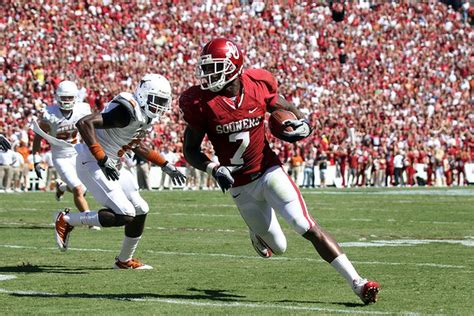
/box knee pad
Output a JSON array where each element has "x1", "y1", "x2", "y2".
[{"x1": 135, "y1": 198, "x2": 149, "y2": 216}]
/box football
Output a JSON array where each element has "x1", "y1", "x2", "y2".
[{"x1": 268, "y1": 109, "x2": 297, "y2": 139}]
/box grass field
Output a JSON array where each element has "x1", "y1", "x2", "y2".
[{"x1": 0, "y1": 187, "x2": 473, "y2": 315}]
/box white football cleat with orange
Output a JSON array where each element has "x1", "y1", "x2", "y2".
[
  {"x1": 249, "y1": 231, "x2": 273, "y2": 258},
  {"x1": 113, "y1": 257, "x2": 153, "y2": 270},
  {"x1": 353, "y1": 279, "x2": 380, "y2": 304},
  {"x1": 54, "y1": 208, "x2": 74, "y2": 252}
]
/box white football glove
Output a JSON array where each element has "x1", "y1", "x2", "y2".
[
  {"x1": 281, "y1": 119, "x2": 312, "y2": 143},
  {"x1": 212, "y1": 166, "x2": 235, "y2": 193},
  {"x1": 98, "y1": 156, "x2": 120, "y2": 181}
]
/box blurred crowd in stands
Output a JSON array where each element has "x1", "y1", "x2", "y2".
[{"x1": 1, "y1": 0, "x2": 473, "y2": 192}]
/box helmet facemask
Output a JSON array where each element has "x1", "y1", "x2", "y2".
[
  {"x1": 134, "y1": 74, "x2": 172, "y2": 119},
  {"x1": 57, "y1": 94, "x2": 76, "y2": 110},
  {"x1": 143, "y1": 91, "x2": 171, "y2": 119},
  {"x1": 196, "y1": 55, "x2": 239, "y2": 92},
  {"x1": 56, "y1": 80, "x2": 79, "y2": 111}
]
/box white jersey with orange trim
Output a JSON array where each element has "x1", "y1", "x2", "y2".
[
  {"x1": 96, "y1": 92, "x2": 152, "y2": 161},
  {"x1": 41, "y1": 102, "x2": 91, "y2": 158}
]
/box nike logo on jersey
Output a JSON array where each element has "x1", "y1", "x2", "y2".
[
  {"x1": 248, "y1": 108, "x2": 258, "y2": 114},
  {"x1": 231, "y1": 193, "x2": 241, "y2": 199}
]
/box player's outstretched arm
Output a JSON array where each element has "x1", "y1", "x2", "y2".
[{"x1": 133, "y1": 144, "x2": 186, "y2": 186}]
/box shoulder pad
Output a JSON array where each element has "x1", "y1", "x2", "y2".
[
  {"x1": 76, "y1": 102, "x2": 92, "y2": 115},
  {"x1": 112, "y1": 92, "x2": 144, "y2": 122},
  {"x1": 243, "y1": 69, "x2": 277, "y2": 87},
  {"x1": 42, "y1": 106, "x2": 59, "y2": 123}
]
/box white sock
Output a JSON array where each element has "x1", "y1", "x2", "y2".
[
  {"x1": 118, "y1": 236, "x2": 141, "y2": 262},
  {"x1": 64, "y1": 211, "x2": 102, "y2": 227},
  {"x1": 330, "y1": 254, "x2": 362, "y2": 288}
]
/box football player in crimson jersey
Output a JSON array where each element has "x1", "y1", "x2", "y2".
[
  {"x1": 180, "y1": 38, "x2": 380, "y2": 304},
  {"x1": 54, "y1": 74, "x2": 186, "y2": 269}
]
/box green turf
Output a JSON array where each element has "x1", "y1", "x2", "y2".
[{"x1": 0, "y1": 187, "x2": 473, "y2": 315}]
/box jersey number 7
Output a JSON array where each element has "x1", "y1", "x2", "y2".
[{"x1": 229, "y1": 131, "x2": 249, "y2": 165}]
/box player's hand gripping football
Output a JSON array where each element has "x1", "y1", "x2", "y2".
[
  {"x1": 97, "y1": 155, "x2": 120, "y2": 181},
  {"x1": 281, "y1": 119, "x2": 312, "y2": 143},
  {"x1": 161, "y1": 162, "x2": 186, "y2": 186},
  {"x1": 212, "y1": 166, "x2": 236, "y2": 193},
  {"x1": 0, "y1": 135, "x2": 11, "y2": 152}
]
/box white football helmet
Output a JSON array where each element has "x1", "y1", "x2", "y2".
[
  {"x1": 134, "y1": 74, "x2": 172, "y2": 119},
  {"x1": 56, "y1": 80, "x2": 78, "y2": 110}
]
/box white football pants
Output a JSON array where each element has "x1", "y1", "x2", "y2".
[
  {"x1": 53, "y1": 155, "x2": 84, "y2": 191},
  {"x1": 229, "y1": 165, "x2": 316, "y2": 254},
  {"x1": 75, "y1": 144, "x2": 149, "y2": 217}
]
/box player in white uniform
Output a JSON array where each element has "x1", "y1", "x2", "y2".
[
  {"x1": 54, "y1": 74, "x2": 186, "y2": 269},
  {"x1": 32, "y1": 81, "x2": 99, "y2": 229}
]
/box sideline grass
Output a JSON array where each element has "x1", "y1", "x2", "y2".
[{"x1": 0, "y1": 187, "x2": 473, "y2": 315}]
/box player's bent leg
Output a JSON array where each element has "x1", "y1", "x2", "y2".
[
  {"x1": 72, "y1": 185, "x2": 89, "y2": 212},
  {"x1": 112, "y1": 171, "x2": 152, "y2": 268},
  {"x1": 251, "y1": 213, "x2": 287, "y2": 257},
  {"x1": 265, "y1": 166, "x2": 380, "y2": 304},
  {"x1": 232, "y1": 183, "x2": 286, "y2": 257},
  {"x1": 114, "y1": 214, "x2": 152, "y2": 270},
  {"x1": 72, "y1": 185, "x2": 100, "y2": 230},
  {"x1": 304, "y1": 218, "x2": 380, "y2": 303},
  {"x1": 249, "y1": 230, "x2": 274, "y2": 258},
  {"x1": 124, "y1": 214, "x2": 147, "y2": 237},
  {"x1": 53, "y1": 156, "x2": 80, "y2": 201},
  {"x1": 303, "y1": 223, "x2": 342, "y2": 262},
  {"x1": 98, "y1": 210, "x2": 134, "y2": 227}
]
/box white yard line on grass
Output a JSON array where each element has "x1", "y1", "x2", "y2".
[
  {"x1": 0, "y1": 244, "x2": 468, "y2": 269},
  {"x1": 0, "y1": 287, "x2": 399, "y2": 315},
  {"x1": 0, "y1": 275, "x2": 17, "y2": 281},
  {"x1": 0, "y1": 208, "x2": 44, "y2": 212},
  {"x1": 153, "y1": 212, "x2": 239, "y2": 217},
  {"x1": 304, "y1": 189, "x2": 474, "y2": 196}
]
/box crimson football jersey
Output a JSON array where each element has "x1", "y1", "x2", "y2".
[{"x1": 179, "y1": 69, "x2": 282, "y2": 186}]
